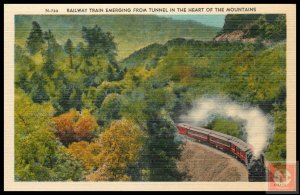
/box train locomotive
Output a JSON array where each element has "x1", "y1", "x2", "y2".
[{"x1": 176, "y1": 123, "x2": 266, "y2": 182}]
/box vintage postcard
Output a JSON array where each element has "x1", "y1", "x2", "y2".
[{"x1": 4, "y1": 4, "x2": 297, "y2": 191}]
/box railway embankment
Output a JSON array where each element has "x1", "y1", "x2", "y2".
[{"x1": 177, "y1": 139, "x2": 248, "y2": 181}]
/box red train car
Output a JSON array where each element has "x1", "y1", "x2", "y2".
[
  {"x1": 209, "y1": 131, "x2": 232, "y2": 152},
  {"x1": 176, "y1": 123, "x2": 189, "y2": 135},
  {"x1": 187, "y1": 126, "x2": 212, "y2": 142},
  {"x1": 176, "y1": 123, "x2": 252, "y2": 165},
  {"x1": 176, "y1": 123, "x2": 266, "y2": 181},
  {"x1": 230, "y1": 137, "x2": 250, "y2": 163}
]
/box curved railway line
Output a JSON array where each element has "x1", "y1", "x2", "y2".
[{"x1": 176, "y1": 123, "x2": 267, "y2": 181}]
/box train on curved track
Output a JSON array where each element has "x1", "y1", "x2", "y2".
[{"x1": 176, "y1": 123, "x2": 266, "y2": 181}]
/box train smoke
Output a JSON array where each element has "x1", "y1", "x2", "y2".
[{"x1": 180, "y1": 97, "x2": 274, "y2": 158}]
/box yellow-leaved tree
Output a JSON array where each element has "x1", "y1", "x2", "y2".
[
  {"x1": 66, "y1": 141, "x2": 101, "y2": 171},
  {"x1": 67, "y1": 119, "x2": 146, "y2": 181}
]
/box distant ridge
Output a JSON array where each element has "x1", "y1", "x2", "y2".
[{"x1": 15, "y1": 15, "x2": 220, "y2": 60}]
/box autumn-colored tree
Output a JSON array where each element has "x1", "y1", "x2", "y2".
[
  {"x1": 66, "y1": 141, "x2": 100, "y2": 171},
  {"x1": 66, "y1": 119, "x2": 145, "y2": 181},
  {"x1": 53, "y1": 109, "x2": 78, "y2": 144},
  {"x1": 15, "y1": 89, "x2": 84, "y2": 181},
  {"x1": 87, "y1": 119, "x2": 146, "y2": 181},
  {"x1": 53, "y1": 109, "x2": 98, "y2": 145},
  {"x1": 74, "y1": 110, "x2": 98, "y2": 140}
]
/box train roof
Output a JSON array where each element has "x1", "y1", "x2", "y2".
[
  {"x1": 177, "y1": 123, "x2": 251, "y2": 152},
  {"x1": 209, "y1": 131, "x2": 233, "y2": 141},
  {"x1": 230, "y1": 137, "x2": 250, "y2": 151},
  {"x1": 177, "y1": 123, "x2": 213, "y2": 134},
  {"x1": 177, "y1": 123, "x2": 211, "y2": 130},
  {"x1": 176, "y1": 123, "x2": 190, "y2": 128},
  {"x1": 189, "y1": 126, "x2": 213, "y2": 134}
]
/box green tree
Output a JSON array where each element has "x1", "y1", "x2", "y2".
[
  {"x1": 82, "y1": 81, "x2": 123, "y2": 118},
  {"x1": 30, "y1": 84, "x2": 50, "y2": 103},
  {"x1": 26, "y1": 21, "x2": 45, "y2": 55},
  {"x1": 15, "y1": 45, "x2": 35, "y2": 93},
  {"x1": 42, "y1": 30, "x2": 63, "y2": 76},
  {"x1": 29, "y1": 72, "x2": 50, "y2": 104},
  {"x1": 64, "y1": 39, "x2": 74, "y2": 68},
  {"x1": 121, "y1": 84, "x2": 182, "y2": 181},
  {"x1": 15, "y1": 89, "x2": 84, "y2": 181},
  {"x1": 97, "y1": 93, "x2": 121, "y2": 126},
  {"x1": 207, "y1": 117, "x2": 243, "y2": 140},
  {"x1": 82, "y1": 25, "x2": 117, "y2": 61},
  {"x1": 78, "y1": 26, "x2": 120, "y2": 87},
  {"x1": 265, "y1": 104, "x2": 286, "y2": 161}
]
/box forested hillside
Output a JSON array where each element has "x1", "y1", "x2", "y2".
[
  {"x1": 15, "y1": 15, "x2": 220, "y2": 59},
  {"x1": 15, "y1": 15, "x2": 286, "y2": 181},
  {"x1": 121, "y1": 38, "x2": 286, "y2": 162},
  {"x1": 15, "y1": 22, "x2": 183, "y2": 181}
]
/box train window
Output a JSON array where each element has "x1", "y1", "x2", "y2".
[
  {"x1": 210, "y1": 137, "x2": 230, "y2": 147},
  {"x1": 188, "y1": 130, "x2": 207, "y2": 139}
]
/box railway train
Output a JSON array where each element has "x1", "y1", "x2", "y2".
[{"x1": 176, "y1": 123, "x2": 266, "y2": 181}]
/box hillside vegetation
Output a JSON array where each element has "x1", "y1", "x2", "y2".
[
  {"x1": 15, "y1": 14, "x2": 286, "y2": 181},
  {"x1": 15, "y1": 15, "x2": 220, "y2": 60},
  {"x1": 215, "y1": 14, "x2": 286, "y2": 42},
  {"x1": 121, "y1": 38, "x2": 286, "y2": 162}
]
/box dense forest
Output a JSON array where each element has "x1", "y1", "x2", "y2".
[{"x1": 15, "y1": 15, "x2": 286, "y2": 181}]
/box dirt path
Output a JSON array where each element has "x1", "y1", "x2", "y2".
[{"x1": 177, "y1": 139, "x2": 249, "y2": 181}]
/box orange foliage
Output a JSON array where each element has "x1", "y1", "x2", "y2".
[
  {"x1": 74, "y1": 111, "x2": 98, "y2": 141},
  {"x1": 66, "y1": 141, "x2": 100, "y2": 170},
  {"x1": 53, "y1": 109, "x2": 98, "y2": 145},
  {"x1": 66, "y1": 119, "x2": 145, "y2": 181},
  {"x1": 53, "y1": 109, "x2": 78, "y2": 132}
]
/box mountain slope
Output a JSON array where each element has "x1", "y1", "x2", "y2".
[
  {"x1": 214, "y1": 14, "x2": 286, "y2": 42},
  {"x1": 120, "y1": 43, "x2": 167, "y2": 69},
  {"x1": 121, "y1": 37, "x2": 286, "y2": 163},
  {"x1": 15, "y1": 15, "x2": 220, "y2": 60},
  {"x1": 121, "y1": 37, "x2": 286, "y2": 109}
]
